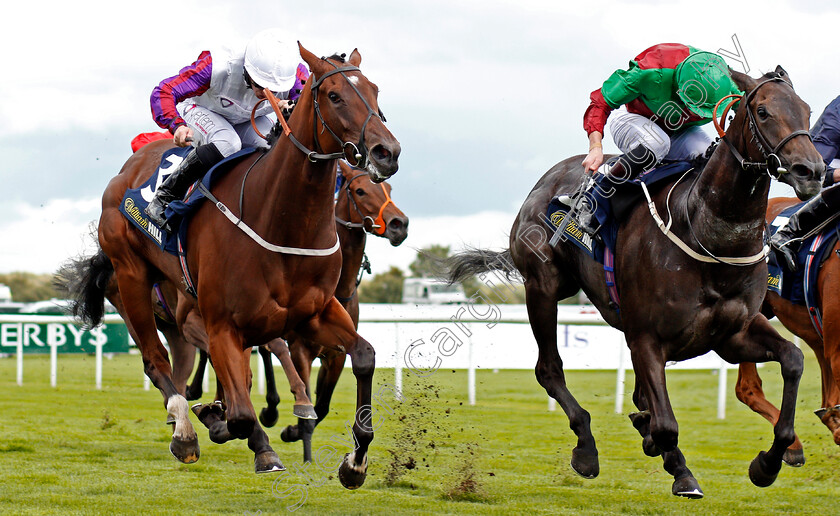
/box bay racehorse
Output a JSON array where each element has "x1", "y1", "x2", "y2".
[
  {"x1": 441, "y1": 67, "x2": 824, "y2": 497},
  {"x1": 736, "y1": 196, "x2": 840, "y2": 460},
  {"x1": 58, "y1": 45, "x2": 399, "y2": 487},
  {"x1": 180, "y1": 160, "x2": 409, "y2": 462}
]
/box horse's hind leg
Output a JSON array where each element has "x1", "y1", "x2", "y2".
[
  {"x1": 630, "y1": 380, "x2": 702, "y2": 498},
  {"x1": 110, "y1": 258, "x2": 199, "y2": 464},
  {"x1": 184, "y1": 350, "x2": 208, "y2": 401},
  {"x1": 525, "y1": 277, "x2": 599, "y2": 479},
  {"x1": 818, "y1": 301, "x2": 840, "y2": 444},
  {"x1": 719, "y1": 315, "x2": 803, "y2": 488},
  {"x1": 735, "y1": 362, "x2": 805, "y2": 465},
  {"x1": 167, "y1": 325, "x2": 196, "y2": 397},
  {"x1": 257, "y1": 345, "x2": 281, "y2": 428}
]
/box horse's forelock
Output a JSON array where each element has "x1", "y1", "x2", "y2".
[{"x1": 323, "y1": 53, "x2": 347, "y2": 64}]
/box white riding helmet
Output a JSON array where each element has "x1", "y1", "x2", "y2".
[{"x1": 244, "y1": 29, "x2": 300, "y2": 93}]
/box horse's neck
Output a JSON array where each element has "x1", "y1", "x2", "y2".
[
  {"x1": 248, "y1": 107, "x2": 339, "y2": 246},
  {"x1": 688, "y1": 124, "x2": 770, "y2": 241},
  {"x1": 335, "y1": 223, "x2": 366, "y2": 298}
]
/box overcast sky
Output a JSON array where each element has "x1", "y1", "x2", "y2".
[{"x1": 1, "y1": 0, "x2": 838, "y2": 276}]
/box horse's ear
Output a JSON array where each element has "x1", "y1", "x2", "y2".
[
  {"x1": 774, "y1": 65, "x2": 793, "y2": 86},
  {"x1": 298, "y1": 42, "x2": 326, "y2": 76},
  {"x1": 348, "y1": 49, "x2": 362, "y2": 67},
  {"x1": 729, "y1": 67, "x2": 755, "y2": 94}
]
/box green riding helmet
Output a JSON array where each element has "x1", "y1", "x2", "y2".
[{"x1": 675, "y1": 51, "x2": 743, "y2": 119}]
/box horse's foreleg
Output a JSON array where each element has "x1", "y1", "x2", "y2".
[
  {"x1": 630, "y1": 380, "x2": 702, "y2": 498},
  {"x1": 298, "y1": 298, "x2": 373, "y2": 489},
  {"x1": 111, "y1": 260, "x2": 199, "y2": 464},
  {"x1": 735, "y1": 362, "x2": 805, "y2": 465},
  {"x1": 267, "y1": 338, "x2": 316, "y2": 420},
  {"x1": 525, "y1": 278, "x2": 598, "y2": 479},
  {"x1": 719, "y1": 315, "x2": 803, "y2": 488},
  {"x1": 280, "y1": 340, "x2": 317, "y2": 462}
]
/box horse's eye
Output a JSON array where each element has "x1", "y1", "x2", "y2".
[
  {"x1": 355, "y1": 188, "x2": 366, "y2": 196},
  {"x1": 756, "y1": 106, "x2": 769, "y2": 119},
  {"x1": 328, "y1": 92, "x2": 341, "y2": 103}
]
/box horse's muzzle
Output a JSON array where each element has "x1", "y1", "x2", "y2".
[{"x1": 368, "y1": 142, "x2": 400, "y2": 179}]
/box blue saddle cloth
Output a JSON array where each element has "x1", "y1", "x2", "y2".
[
  {"x1": 546, "y1": 161, "x2": 696, "y2": 264},
  {"x1": 118, "y1": 146, "x2": 258, "y2": 255},
  {"x1": 767, "y1": 204, "x2": 840, "y2": 336}
]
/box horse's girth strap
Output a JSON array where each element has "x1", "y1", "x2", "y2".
[{"x1": 640, "y1": 182, "x2": 769, "y2": 265}]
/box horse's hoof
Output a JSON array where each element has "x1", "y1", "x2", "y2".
[
  {"x1": 672, "y1": 475, "x2": 703, "y2": 498},
  {"x1": 169, "y1": 435, "x2": 200, "y2": 464},
  {"x1": 570, "y1": 447, "x2": 599, "y2": 479},
  {"x1": 782, "y1": 448, "x2": 805, "y2": 467},
  {"x1": 294, "y1": 404, "x2": 318, "y2": 420},
  {"x1": 254, "y1": 450, "x2": 285, "y2": 474},
  {"x1": 259, "y1": 407, "x2": 280, "y2": 428},
  {"x1": 749, "y1": 451, "x2": 779, "y2": 488},
  {"x1": 280, "y1": 425, "x2": 300, "y2": 443},
  {"x1": 642, "y1": 436, "x2": 661, "y2": 457},
  {"x1": 338, "y1": 452, "x2": 367, "y2": 489},
  {"x1": 184, "y1": 386, "x2": 203, "y2": 401},
  {"x1": 191, "y1": 402, "x2": 225, "y2": 428}
]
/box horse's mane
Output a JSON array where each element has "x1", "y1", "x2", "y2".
[{"x1": 324, "y1": 53, "x2": 347, "y2": 63}]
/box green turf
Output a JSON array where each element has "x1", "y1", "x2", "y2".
[{"x1": 0, "y1": 351, "x2": 836, "y2": 515}]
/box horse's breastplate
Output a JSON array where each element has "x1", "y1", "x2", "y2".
[{"x1": 191, "y1": 45, "x2": 274, "y2": 125}]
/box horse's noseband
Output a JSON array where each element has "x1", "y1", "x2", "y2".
[{"x1": 335, "y1": 171, "x2": 393, "y2": 236}]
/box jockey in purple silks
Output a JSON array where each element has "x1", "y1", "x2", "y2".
[{"x1": 146, "y1": 28, "x2": 310, "y2": 233}]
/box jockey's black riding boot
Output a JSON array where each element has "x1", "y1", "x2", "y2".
[
  {"x1": 576, "y1": 145, "x2": 658, "y2": 236},
  {"x1": 145, "y1": 144, "x2": 223, "y2": 233},
  {"x1": 770, "y1": 184, "x2": 840, "y2": 271}
]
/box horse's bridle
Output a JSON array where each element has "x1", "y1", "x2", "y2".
[
  {"x1": 715, "y1": 74, "x2": 813, "y2": 178},
  {"x1": 335, "y1": 170, "x2": 395, "y2": 236},
  {"x1": 253, "y1": 57, "x2": 384, "y2": 168}
]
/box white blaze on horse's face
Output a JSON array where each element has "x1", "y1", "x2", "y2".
[{"x1": 348, "y1": 76, "x2": 359, "y2": 86}]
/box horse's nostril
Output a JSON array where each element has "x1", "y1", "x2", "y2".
[{"x1": 372, "y1": 145, "x2": 391, "y2": 161}]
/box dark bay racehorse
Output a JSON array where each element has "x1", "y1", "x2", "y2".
[
  {"x1": 737, "y1": 196, "x2": 840, "y2": 459},
  {"x1": 442, "y1": 68, "x2": 823, "y2": 498},
  {"x1": 180, "y1": 160, "x2": 409, "y2": 462},
  {"x1": 58, "y1": 45, "x2": 400, "y2": 487}
]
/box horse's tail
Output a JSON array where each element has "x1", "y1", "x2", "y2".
[
  {"x1": 440, "y1": 247, "x2": 519, "y2": 285},
  {"x1": 54, "y1": 246, "x2": 114, "y2": 329}
]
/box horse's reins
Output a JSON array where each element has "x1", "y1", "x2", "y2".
[
  {"x1": 252, "y1": 59, "x2": 384, "y2": 168},
  {"x1": 196, "y1": 58, "x2": 382, "y2": 257},
  {"x1": 643, "y1": 74, "x2": 811, "y2": 266},
  {"x1": 715, "y1": 75, "x2": 813, "y2": 178}
]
